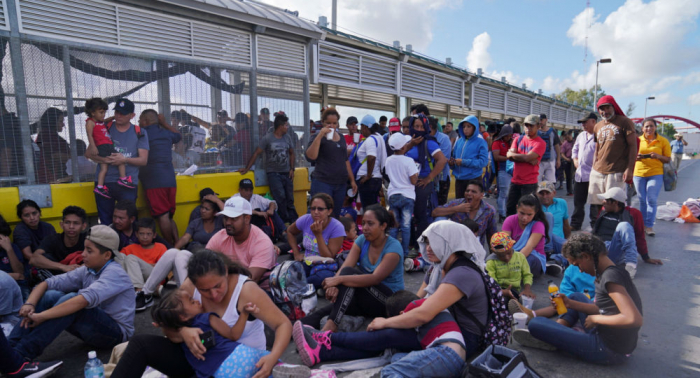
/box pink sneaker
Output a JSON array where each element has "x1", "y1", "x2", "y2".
[
  {"x1": 117, "y1": 176, "x2": 136, "y2": 189},
  {"x1": 292, "y1": 321, "x2": 331, "y2": 367},
  {"x1": 94, "y1": 186, "x2": 112, "y2": 199}
]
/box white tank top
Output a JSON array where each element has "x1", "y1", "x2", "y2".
[{"x1": 193, "y1": 274, "x2": 266, "y2": 350}]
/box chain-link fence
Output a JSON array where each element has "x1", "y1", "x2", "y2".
[{"x1": 0, "y1": 36, "x2": 310, "y2": 187}]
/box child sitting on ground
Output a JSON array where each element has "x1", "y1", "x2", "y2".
[
  {"x1": 338, "y1": 217, "x2": 358, "y2": 253},
  {"x1": 152, "y1": 289, "x2": 269, "y2": 378},
  {"x1": 85, "y1": 97, "x2": 135, "y2": 199},
  {"x1": 486, "y1": 232, "x2": 535, "y2": 305},
  {"x1": 118, "y1": 218, "x2": 167, "y2": 308}
]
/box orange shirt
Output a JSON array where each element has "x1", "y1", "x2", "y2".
[{"x1": 121, "y1": 242, "x2": 167, "y2": 265}]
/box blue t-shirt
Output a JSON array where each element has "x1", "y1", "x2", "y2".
[
  {"x1": 139, "y1": 123, "x2": 181, "y2": 189},
  {"x1": 542, "y1": 198, "x2": 569, "y2": 239},
  {"x1": 435, "y1": 132, "x2": 452, "y2": 180},
  {"x1": 406, "y1": 139, "x2": 441, "y2": 178},
  {"x1": 355, "y1": 234, "x2": 404, "y2": 293},
  {"x1": 670, "y1": 139, "x2": 684, "y2": 154},
  {"x1": 97, "y1": 123, "x2": 149, "y2": 184},
  {"x1": 183, "y1": 312, "x2": 240, "y2": 378}
]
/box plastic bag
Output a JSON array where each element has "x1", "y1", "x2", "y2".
[
  {"x1": 663, "y1": 162, "x2": 677, "y2": 191},
  {"x1": 679, "y1": 205, "x2": 700, "y2": 223},
  {"x1": 656, "y1": 202, "x2": 682, "y2": 221},
  {"x1": 682, "y1": 198, "x2": 700, "y2": 217}
]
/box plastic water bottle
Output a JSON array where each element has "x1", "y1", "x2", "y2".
[
  {"x1": 84, "y1": 351, "x2": 104, "y2": 378},
  {"x1": 548, "y1": 280, "x2": 567, "y2": 315}
]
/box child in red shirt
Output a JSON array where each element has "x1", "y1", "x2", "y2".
[
  {"x1": 338, "y1": 217, "x2": 357, "y2": 253},
  {"x1": 85, "y1": 98, "x2": 135, "y2": 199}
]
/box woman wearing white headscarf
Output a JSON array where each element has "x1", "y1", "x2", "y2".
[{"x1": 367, "y1": 220, "x2": 489, "y2": 359}]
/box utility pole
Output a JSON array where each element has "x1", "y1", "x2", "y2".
[{"x1": 332, "y1": 0, "x2": 337, "y2": 30}]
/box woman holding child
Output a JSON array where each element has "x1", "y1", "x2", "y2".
[
  {"x1": 112, "y1": 251, "x2": 291, "y2": 378},
  {"x1": 300, "y1": 205, "x2": 403, "y2": 332},
  {"x1": 294, "y1": 221, "x2": 488, "y2": 377}
]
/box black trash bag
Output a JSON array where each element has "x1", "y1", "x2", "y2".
[{"x1": 468, "y1": 345, "x2": 543, "y2": 378}]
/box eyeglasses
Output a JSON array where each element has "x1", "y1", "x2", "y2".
[{"x1": 309, "y1": 206, "x2": 328, "y2": 212}]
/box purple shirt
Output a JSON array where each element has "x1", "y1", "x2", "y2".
[
  {"x1": 571, "y1": 131, "x2": 596, "y2": 182},
  {"x1": 295, "y1": 214, "x2": 346, "y2": 259},
  {"x1": 561, "y1": 140, "x2": 573, "y2": 159},
  {"x1": 437, "y1": 199, "x2": 497, "y2": 246}
]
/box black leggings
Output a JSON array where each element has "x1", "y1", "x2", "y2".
[
  {"x1": 301, "y1": 267, "x2": 394, "y2": 328},
  {"x1": 111, "y1": 334, "x2": 195, "y2": 378}
]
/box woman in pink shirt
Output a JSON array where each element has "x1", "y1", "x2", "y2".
[{"x1": 502, "y1": 194, "x2": 549, "y2": 276}]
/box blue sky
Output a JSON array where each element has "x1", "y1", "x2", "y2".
[{"x1": 263, "y1": 0, "x2": 700, "y2": 130}]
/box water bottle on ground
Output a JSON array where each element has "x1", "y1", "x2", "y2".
[
  {"x1": 84, "y1": 351, "x2": 104, "y2": 378},
  {"x1": 548, "y1": 280, "x2": 567, "y2": 315}
]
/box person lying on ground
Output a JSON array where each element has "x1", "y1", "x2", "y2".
[
  {"x1": 151, "y1": 289, "x2": 269, "y2": 378},
  {"x1": 513, "y1": 233, "x2": 644, "y2": 365}
]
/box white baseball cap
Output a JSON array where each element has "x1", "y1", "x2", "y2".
[
  {"x1": 596, "y1": 187, "x2": 626, "y2": 203},
  {"x1": 388, "y1": 133, "x2": 411, "y2": 151},
  {"x1": 218, "y1": 197, "x2": 253, "y2": 218}
]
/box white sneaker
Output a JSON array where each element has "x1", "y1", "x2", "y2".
[{"x1": 403, "y1": 258, "x2": 414, "y2": 272}]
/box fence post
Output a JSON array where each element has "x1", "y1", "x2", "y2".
[
  {"x1": 156, "y1": 60, "x2": 171, "y2": 124},
  {"x1": 62, "y1": 45, "x2": 80, "y2": 182},
  {"x1": 6, "y1": 0, "x2": 35, "y2": 184}
]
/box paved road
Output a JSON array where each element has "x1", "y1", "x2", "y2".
[{"x1": 38, "y1": 160, "x2": 700, "y2": 377}]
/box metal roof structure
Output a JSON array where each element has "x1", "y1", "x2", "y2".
[{"x1": 155, "y1": 0, "x2": 324, "y2": 39}]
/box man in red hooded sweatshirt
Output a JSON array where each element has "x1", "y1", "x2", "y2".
[{"x1": 588, "y1": 95, "x2": 638, "y2": 220}]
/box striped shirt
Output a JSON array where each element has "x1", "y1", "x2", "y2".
[{"x1": 404, "y1": 299, "x2": 465, "y2": 350}]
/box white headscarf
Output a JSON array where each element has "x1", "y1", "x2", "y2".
[{"x1": 419, "y1": 220, "x2": 487, "y2": 296}]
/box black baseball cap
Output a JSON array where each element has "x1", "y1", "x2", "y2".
[
  {"x1": 577, "y1": 112, "x2": 598, "y2": 123},
  {"x1": 113, "y1": 98, "x2": 135, "y2": 115},
  {"x1": 260, "y1": 108, "x2": 270, "y2": 115},
  {"x1": 346, "y1": 116, "x2": 358, "y2": 126},
  {"x1": 199, "y1": 188, "x2": 219, "y2": 201},
  {"x1": 539, "y1": 113, "x2": 548, "y2": 120},
  {"x1": 239, "y1": 178, "x2": 254, "y2": 189}
]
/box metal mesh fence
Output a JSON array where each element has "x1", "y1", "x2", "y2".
[{"x1": 0, "y1": 36, "x2": 309, "y2": 186}]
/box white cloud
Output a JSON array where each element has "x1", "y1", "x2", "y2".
[
  {"x1": 559, "y1": 0, "x2": 700, "y2": 96},
  {"x1": 653, "y1": 92, "x2": 676, "y2": 105},
  {"x1": 260, "y1": 0, "x2": 461, "y2": 51},
  {"x1": 690, "y1": 92, "x2": 700, "y2": 106},
  {"x1": 466, "y1": 32, "x2": 492, "y2": 72},
  {"x1": 684, "y1": 71, "x2": 700, "y2": 85}
]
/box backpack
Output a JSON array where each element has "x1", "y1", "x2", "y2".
[
  {"x1": 449, "y1": 257, "x2": 512, "y2": 351},
  {"x1": 106, "y1": 120, "x2": 144, "y2": 138},
  {"x1": 269, "y1": 260, "x2": 309, "y2": 321},
  {"x1": 538, "y1": 128, "x2": 554, "y2": 160},
  {"x1": 505, "y1": 135, "x2": 525, "y2": 176},
  {"x1": 349, "y1": 135, "x2": 379, "y2": 177}
]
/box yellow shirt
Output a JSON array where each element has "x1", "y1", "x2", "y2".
[{"x1": 634, "y1": 134, "x2": 671, "y2": 177}]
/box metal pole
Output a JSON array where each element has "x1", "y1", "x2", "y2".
[
  {"x1": 62, "y1": 46, "x2": 79, "y2": 182},
  {"x1": 156, "y1": 60, "x2": 171, "y2": 124},
  {"x1": 303, "y1": 77, "x2": 310, "y2": 154},
  {"x1": 6, "y1": 0, "x2": 35, "y2": 184},
  {"x1": 593, "y1": 60, "x2": 599, "y2": 111},
  {"x1": 332, "y1": 0, "x2": 337, "y2": 30},
  {"x1": 644, "y1": 98, "x2": 648, "y2": 119}
]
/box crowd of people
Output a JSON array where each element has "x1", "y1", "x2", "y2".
[{"x1": 0, "y1": 94, "x2": 674, "y2": 377}]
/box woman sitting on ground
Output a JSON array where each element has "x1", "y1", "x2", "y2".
[
  {"x1": 514, "y1": 233, "x2": 643, "y2": 364},
  {"x1": 295, "y1": 220, "x2": 487, "y2": 366},
  {"x1": 174, "y1": 196, "x2": 225, "y2": 253},
  {"x1": 501, "y1": 194, "x2": 549, "y2": 276},
  {"x1": 286, "y1": 193, "x2": 345, "y2": 289},
  {"x1": 300, "y1": 204, "x2": 404, "y2": 332},
  {"x1": 12, "y1": 199, "x2": 56, "y2": 261},
  {"x1": 112, "y1": 250, "x2": 292, "y2": 378}
]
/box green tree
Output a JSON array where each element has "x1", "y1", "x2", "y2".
[
  {"x1": 658, "y1": 122, "x2": 677, "y2": 139},
  {"x1": 555, "y1": 85, "x2": 605, "y2": 109},
  {"x1": 626, "y1": 102, "x2": 636, "y2": 117}
]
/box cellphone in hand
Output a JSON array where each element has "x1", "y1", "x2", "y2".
[
  {"x1": 200, "y1": 330, "x2": 216, "y2": 350},
  {"x1": 639, "y1": 153, "x2": 652, "y2": 159}
]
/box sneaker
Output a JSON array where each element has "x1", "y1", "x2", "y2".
[
  {"x1": 135, "y1": 291, "x2": 154, "y2": 312},
  {"x1": 645, "y1": 227, "x2": 655, "y2": 237},
  {"x1": 292, "y1": 321, "x2": 331, "y2": 367},
  {"x1": 6, "y1": 360, "x2": 63, "y2": 378},
  {"x1": 545, "y1": 260, "x2": 563, "y2": 276},
  {"x1": 117, "y1": 176, "x2": 137, "y2": 189},
  {"x1": 499, "y1": 215, "x2": 507, "y2": 224},
  {"x1": 512, "y1": 329, "x2": 557, "y2": 351},
  {"x1": 406, "y1": 249, "x2": 420, "y2": 259},
  {"x1": 509, "y1": 299, "x2": 534, "y2": 321},
  {"x1": 93, "y1": 186, "x2": 111, "y2": 199},
  {"x1": 272, "y1": 364, "x2": 312, "y2": 378},
  {"x1": 316, "y1": 288, "x2": 325, "y2": 297},
  {"x1": 403, "y1": 258, "x2": 414, "y2": 272}
]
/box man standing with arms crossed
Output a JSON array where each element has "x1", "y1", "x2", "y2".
[
  {"x1": 571, "y1": 112, "x2": 598, "y2": 231},
  {"x1": 587, "y1": 95, "x2": 638, "y2": 223}
]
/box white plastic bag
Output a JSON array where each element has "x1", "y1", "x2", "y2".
[
  {"x1": 301, "y1": 284, "x2": 317, "y2": 315},
  {"x1": 656, "y1": 201, "x2": 681, "y2": 221},
  {"x1": 683, "y1": 198, "x2": 700, "y2": 217}
]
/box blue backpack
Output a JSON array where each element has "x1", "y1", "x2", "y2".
[
  {"x1": 349, "y1": 136, "x2": 378, "y2": 177},
  {"x1": 538, "y1": 128, "x2": 555, "y2": 160},
  {"x1": 505, "y1": 135, "x2": 525, "y2": 175}
]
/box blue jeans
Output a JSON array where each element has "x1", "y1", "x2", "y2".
[
  {"x1": 527, "y1": 293, "x2": 628, "y2": 364},
  {"x1": 526, "y1": 253, "x2": 543, "y2": 276},
  {"x1": 0, "y1": 271, "x2": 22, "y2": 318},
  {"x1": 95, "y1": 182, "x2": 138, "y2": 225},
  {"x1": 357, "y1": 177, "x2": 383, "y2": 208},
  {"x1": 267, "y1": 172, "x2": 298, "y2": 224},
  {"x1": 605, "y1": 222, "x2": 638, "y2": 266},
  {"x1": 546, "y1": 234, "x2": 567, "y2": 257},
  {"x1": 388, "y1": 194, "x2": 414, "y2": 256},
  {"x1": 497, "y1": 170, "x2": 512, "y2": 218},
  {"x1": 632, "y1": 175, "x2": 663, "y2": 228},
  {"x1": 319, "y1": 328, "x2": 422, "y2": 361},
  {"x1": 382, "y1": 345, "x2": 466, "y2": 378},
  {"x1": 8, "y1": 290, "x2": 123, "y2": 360},
  {"x1": 310, "y1": 180, "x2": 346, "y2": 219},
  {"x1": 414, "y1": 182, "x2": 437, "y2": 244}
]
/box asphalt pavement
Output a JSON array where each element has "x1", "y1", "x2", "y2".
[{"x1": 33, "y1": 159, "x2": 700, "y2": 378}]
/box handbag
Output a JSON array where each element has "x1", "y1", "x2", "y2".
[{"x1": 468, "y1": 345, "x2": 542, "y2": 378}]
